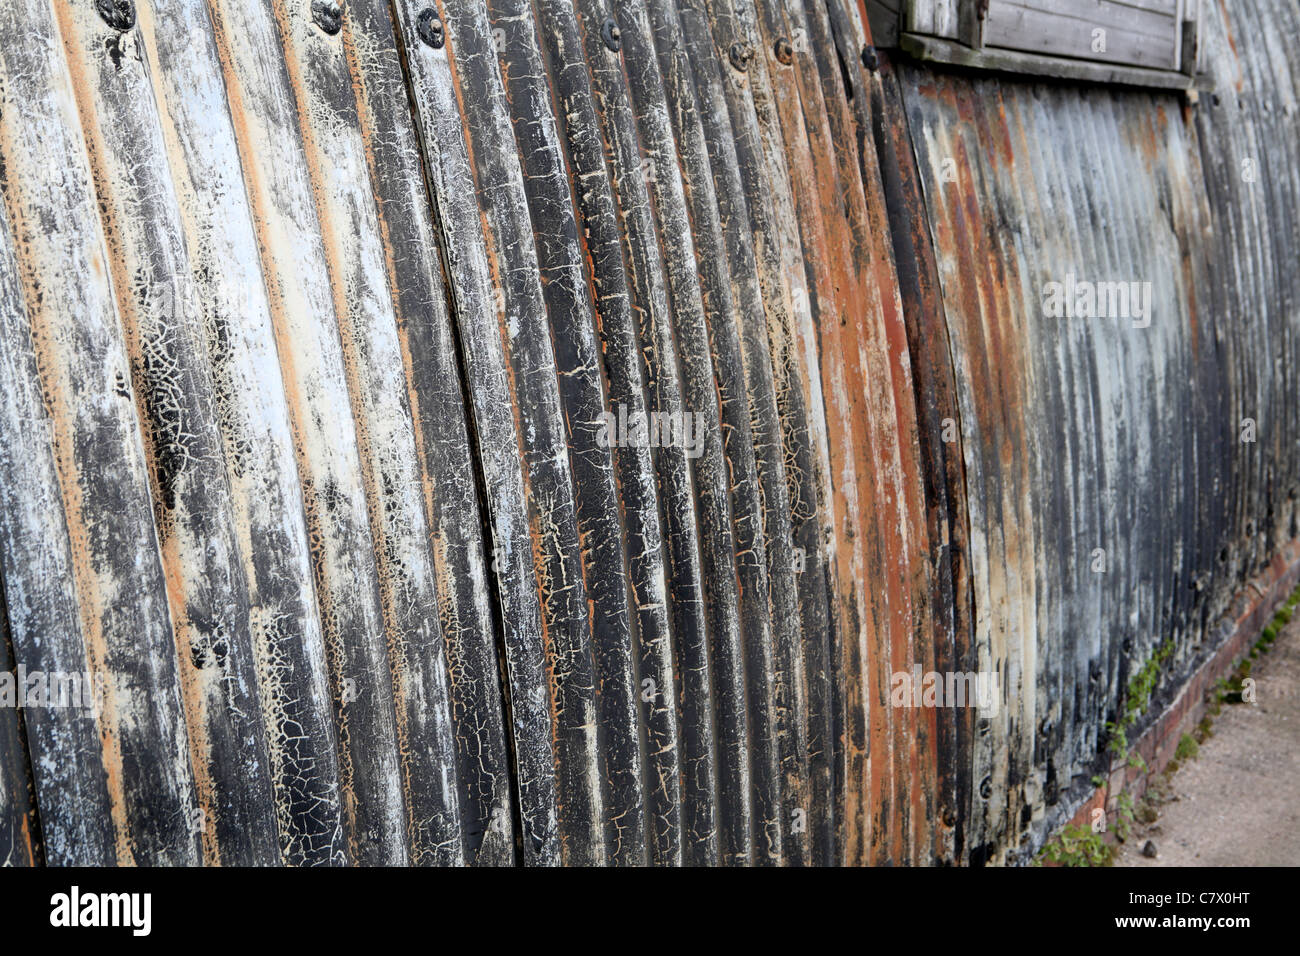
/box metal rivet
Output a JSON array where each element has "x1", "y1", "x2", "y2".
[
  {"x1": 312, "y1": 0, "x2": 342, "y2": 36},
  {"x1": 601, "y1": 17, "x2": 621, "y2": 53},
  {"x1": 861, "y1": 44, "x2": 879, "y2": 72},
  {"x1": 774, "y1": 36, "x2": 793, "y2": 65},
  {"x1": 728, "y1": 42, "x2": 752, "y2": 71},
  {"x1": 417, "y1": 8, "x2": 445, "y2": 49},
  {"x1": 95, "y1": 0, "x2": 135, "y2": 31},
  {"x1": 941, "y1": 807, "x2": 957, "y2": 828}
]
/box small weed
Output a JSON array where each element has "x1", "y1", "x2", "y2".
[
  {"x1": 1035, "y1": 824, "x2": 1114, "y2": 867},
  {"x1": 1115, "y1": 792, "x2": 1136, "y2": 842}
]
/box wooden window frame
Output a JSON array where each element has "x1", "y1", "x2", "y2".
[{"x1": 893, "y1": 0, "x2": 1210, "y2": 92}]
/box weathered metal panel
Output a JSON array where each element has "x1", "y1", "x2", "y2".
[
  {"x1": 136, "y1": 0, "x2": 346, "y2": 866},
  {"x1": 0, "y1": 0, "x2": 200, "y2": 866},
  {"x1": 0, "y1": 0, "x2": 1296, "y2": 867},
  {"x1": 891, "y1": 0, "x2": 1300, "y2": 863},
  {"x1": 340, "y1": 0, "x2": 513, "y2": 866}
]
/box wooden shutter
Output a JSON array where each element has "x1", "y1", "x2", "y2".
[{"x1": 982, "y1": 1, "x2": 1184, "y2": 72}]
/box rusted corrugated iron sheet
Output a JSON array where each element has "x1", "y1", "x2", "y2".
[
  {"x1": 887, "y1": 0, "x2": 1300, "y2": 864},
  {"x1": 0, "y1": 0, "x2": 1295, "y2": 867}
]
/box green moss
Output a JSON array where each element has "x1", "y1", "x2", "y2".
[{"x1": 1175, "y1": 733, "x2": 1199, "y2": 762}]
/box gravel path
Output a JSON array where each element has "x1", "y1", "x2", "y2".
[{"x1": 1115, "y1": 613, "x2": 1300, "y2": 866}]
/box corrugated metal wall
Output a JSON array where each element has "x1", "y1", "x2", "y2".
[
  {"x1": 878, "y1": 0, "x2": 1300, "y2": 864},
  {"x1": 0, "y1": 0, "x2": 1295, "y2": 866}
]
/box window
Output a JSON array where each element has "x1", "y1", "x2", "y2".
[{"x1": 868, "y1": 1, "x2": 1207, "y2": 90}]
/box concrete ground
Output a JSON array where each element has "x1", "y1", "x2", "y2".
[{"x1": 1115, "y1": 613, "x2": 1300, "y2": 867}]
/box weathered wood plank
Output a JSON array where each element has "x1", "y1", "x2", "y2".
[
  {"x1": 984, "y1": 1, "x2": 1179, "y2": 70},
  {"x1": 901, "y1": 33, "x2": 1200, "y2": 89}
]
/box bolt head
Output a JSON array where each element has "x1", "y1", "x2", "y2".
[
  {"x1": 417, "y1": 8, "x2": 445, "y2": 49},
  {"x1": 729, "y1": 42, "x2": 752, "y2": 71},
  {"x1": 312, "y1": 0, "x2": 342, "y2": 36},
  {"x1": 95, "y1": 0, "x2": 135, "y2": 31},
  {"x1": 601, "y1": 17, "x2": 621, "y2": 53},
  {"x1": 774, "y1": 37, "x2": 793, "y2": 65},
  {"x1": 862, "y1": 44, "x2": 879, "y2": 72}
]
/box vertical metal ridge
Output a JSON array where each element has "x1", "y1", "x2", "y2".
[
  {"x1": 2, "y1": 0, "x2": 1298, "y2": 870},
  {"x1": 138, "y1": 0, "x2": 345, "y2": 867},
  {"x1": 207, "y1": 0, "x2": 407, "y2": 865},
  {"x1": 658, "y1": 0, "x2": 841, "y2": 864},
  {"x1": 868, "y1": 48, "x2": 976, "y2": 865},
  {"x1": 0, "y1": 191, "x2": 109, "y2": 867},
  {"x1": 0, "y1": 0, "x2": 199, "y2": 867},
  {"x1": 343, "y1": 0, "x2": 513, "y2": 867},
  {"x1": 648, "y1": 0, "x2": 812, "y2": 868},
  {"x1": 531, "y1": 0, "x2": 696, "y2": 865},
  {"x1": 268, "y1": 0, "x2": 463, "y2": 866},
  {"x1": 407, "y1": 0, "x2": 603, "y2": 865},
  {"x1": 487, "y1": 0, "x2": 650, "y2": 865},
  {"x1": 567, "y1": 0, "x2": 750, "y2": 864},
  {"x1": 0, "y1": 574, "x2": 40, "y2": 867},
  {"x1": 57, "y1": 0, "x2": 281, "y2": 867},
  {"x1": 390, "y1": 0, "x2": 561, "y2": 865},
  {"x1": 611, "y1": 0, "x2": 787, "y2": 865}
]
